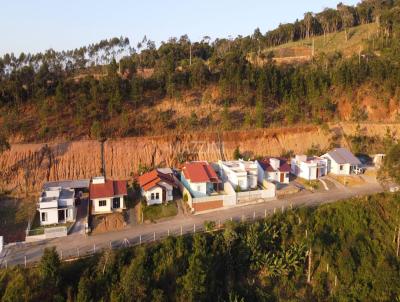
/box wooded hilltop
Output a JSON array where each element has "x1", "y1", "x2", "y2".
[{"x1": 0, "y1": 0, "x2": 400, "y2": 143}]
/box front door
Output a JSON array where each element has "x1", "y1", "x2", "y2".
[
  {"x1": 280, "y1": 173, "x2": 284, "y2": 183},
  {"x1": 58, "y1": 209, "x2": 65, "y2": 222},
  {"x1": 162, "y1": 189, "x2": 166, "y2": 202},
  {"x1": 112, "y1": 197, "x2": 120, "y2": 209}
]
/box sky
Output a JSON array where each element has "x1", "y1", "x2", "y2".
[{"x1": 1, "y1": 0, "x2": 359, "y2": 56}]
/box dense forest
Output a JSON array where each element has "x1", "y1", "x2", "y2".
[
  {"x1": 1, "y1": 193, "x2": 400, "y2": 301},
  {"x1": 1, "y1": 0, "x2": 400, "y2": 142}
]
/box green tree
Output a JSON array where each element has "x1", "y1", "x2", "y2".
[
  {"x1": 121, "y1": 247, "x2": 150, "y2": 301},
  {"x1": 39, "y1": 247, "x2": 61, "y2": 289},
  {"x1": 1, "y1": 269, "x2": 29, "y2": 302},
  {"x1": 180, "y1": 234, "x2": 210, "y2": 301},
  {"x1": 233, "y1": 146, "x2": 242, "y2": 160},
  {"x1": 0, "y1": 132, "x2": 10, "y2": 154},
  {"x1": 382, "y1": 142, "x2": 400, "y2": 183},
  {"x1": 90, "y1": 120, "x2": 104, "y2": 140},
  {"x1": 54, "y1": 82, "x2": 66, "y2": 106},
  {"x1": 189, "y1": 111, "x2": 199, "y2": 128},
  {"x1": 221, "y1": 102, "x2": 232, "y2": 130},
  {"x1": 255, "y1": 99, "x2": 265, "y2": 128},
  {"x1": 76, "y1": 274, "x2": 92, "y2": 302}
]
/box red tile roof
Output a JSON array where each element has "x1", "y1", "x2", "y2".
[
  {"x1": 259, "y1": 157, "x2": 291, "y2": 173},
  {"x1": 182, "y1": 161, "x2": 221, "y2": 183},
  {"x1": 138, "y1": 169, "x2": 176, "y2": 191},
  {"x1": 89, "y1": 179, "x2": 127, "y2": 199}
]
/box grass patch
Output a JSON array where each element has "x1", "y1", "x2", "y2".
[
  {"x1": 297, "y1": 178, "x2": 320, "y2": 191},
  {"x1": 330, "y1": 174, "x2": 366, "y2": 187},
  {"x1": 143, "y1": 201, "x2": 178, "y2": 222},
  {"x1": 264, "y1": 23, "x2": 377, "y2": 58}
]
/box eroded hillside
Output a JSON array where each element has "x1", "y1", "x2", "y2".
[{"x1": 1, "y1": 122, "x2": 399, "y2": 194}]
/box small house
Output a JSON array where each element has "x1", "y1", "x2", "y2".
[
  {"x1": 291, "y1": 155, "x2": 328, "y2": 181},
  {"x1": 181, "y1": 161, "x2": 222, "y2": 198},
  {"x1": 89, "y1": 176, "x2": 127, "y2": 215},
  {"x1": 38, "y1": 186, "x2": 77, "y2": 226},
  {"x1": 138, "y1": 169, "x2": 176, "y2": 206},
  {"x1": 258, "y1": 157, "x2": 290, "y2": 184},
  {"x1": 322, "y1": 148, "x2": 362, "y2": 175},
  {"x1": 218, "y1": 159, "x2": 259, "y2": 191}
]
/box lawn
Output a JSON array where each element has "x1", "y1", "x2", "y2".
[{"x1": 143, "y1": 201, "x2": 178, "y2": 222}]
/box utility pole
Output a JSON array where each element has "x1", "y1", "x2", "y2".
[
  {"x1": 396, "y1": 225, "x2": 400, "y2": 257},
  {"x1": 307, "y1": 248, "x2": 312, "y2": 283},
  {"x1": 189, "y1": 44, "x2": 192, "y2": 66},
  {"x1": 312, "y1": 38, "x2": 315, "y2": 58}
]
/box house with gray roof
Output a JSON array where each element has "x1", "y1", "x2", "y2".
[{"x1": 322, "y1": 148, "x2": 362, "y2": 175}]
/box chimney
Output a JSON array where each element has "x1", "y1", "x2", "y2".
[{"x1": 92, "y1": 176, "x2": 106, "y2": 184}]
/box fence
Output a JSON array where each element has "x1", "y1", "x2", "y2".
[{"x1": 0, "y1": 203, "x2": 294, "y2": 269}]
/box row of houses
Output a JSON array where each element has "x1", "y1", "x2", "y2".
[
  {"x1": 36, "y1": 147, "x2": 362, "y2": 228},
  {"x1": 137, "y1": 147, "x2": 362, "y2": 212}
]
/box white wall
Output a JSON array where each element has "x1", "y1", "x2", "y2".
[
  {"x1": 181, "y1": 173, "x2": 208, "y2": 198},
  {"x1": 92, "y1": 196, "x2": 125, "y2": 214},
  {"x1": 144, "y1": 186, "x2": 163, "y2": 206},
  {"x1": 39, "y1": 208, "x2": 59, "y2": 225},
  {"x1": 92, "y1": 197, "x2": 112, "y2": 213},
  {"x1": 330, "y1": 162, "x2": 351, "y2": 175},
  {"x1": 266, "y1": 171, "x2": 289, "y2": 184}
]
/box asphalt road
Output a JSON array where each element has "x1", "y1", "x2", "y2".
[{"x1": 0, "y1": 180, "x2": 383, "y2": 268}]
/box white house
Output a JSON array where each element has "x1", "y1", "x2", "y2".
[
  {"x1": 89, "y1": 176, "x2": 127, "y2": 215},
  {"x1": 291, "y1": 155, "x2": 328, "y2": 181},
  {"x1": 218, "y1": 159, "x2": 259, "y2": 191},
  {"x1": 181, "y1": 161, "x2": 222, "y2": 198},
  {"x1": 322, "y1": 148, "x2": 362, "y2": 175},
  {"x1": 138, "y1": 169, "x2": 176, "y2": 206},
  {"x1": 258, "y1": 157, "x2": 290, "y2": 184},
  {"x1": 38, "y1": 186, "x2": 76, "y2": 226}
]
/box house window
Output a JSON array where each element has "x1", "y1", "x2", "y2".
[
  {"x1": 156, "y1": 193, "x2": 159, "y2": 199},
  {"x1": 151, "y1": 193, "x2": 155, "y2": 200},
  {"x1": 41, "y1": 212, "x2": 47, "y2": 222},
  {"x1": 197, "y1": 186, "x2": 201, "y2": 192},
  {"x1": 99, "y1": 200, "x2": 107, "y2": 207},
  {"x1": 340, "y1": 165, "x2": 344, "y2": 171},
  {"x1": 66, "y1": 209, "x2": 69, "y2": 218}
]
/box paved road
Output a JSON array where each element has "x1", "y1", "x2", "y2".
[{"x1": 0, "y1": 180, "x2": 383, "y2": 268}]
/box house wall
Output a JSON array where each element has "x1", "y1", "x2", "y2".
[
  {"x1": 219, "y1": 162, "x2": 249, "y2": 190},
  {"x1": 256, "y1": 161, "x2": 265, "y2": 183},
  {"x1": 247, "y1": 175, "x2": 258, "y2": 189},
  {"x1": 291, "y1": 159, "x2": 327, "y2": 180},
  {"x1": 39, "y1": 208, "x2": 59, "y2": 225},
  {"x1": 331, "y1": 162, "x2": 351, "y2": 175},
  {"x1": 145, "y1": 186, "x2": 162, "y2": 205},
  {"x1": 266, "y1": 171, "x2": 289, "y2": 184},
  {"x1": 192, "y1": 199, "x2": 223, "y2": 212},
  {"x1": 323, "y1": 154, "x2": 352, "y2": 175},
  {"x1": 91, "y1": 196, "x2": 125, "y2": 214},
  {"x1": 180, "y1": 173, "x2": 208, "y2": 197}
]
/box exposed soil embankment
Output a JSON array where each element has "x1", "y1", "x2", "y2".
[{"x1": 1, "y1": 123, "x2": 399, "y2": 194}]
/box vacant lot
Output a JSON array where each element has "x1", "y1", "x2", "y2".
[
  {"x1": 143, "y1": 202, "x2": 178, "y2": 222},
  {"x1": 0, "y1": 194, "x2": 36, "y2": 243}
]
